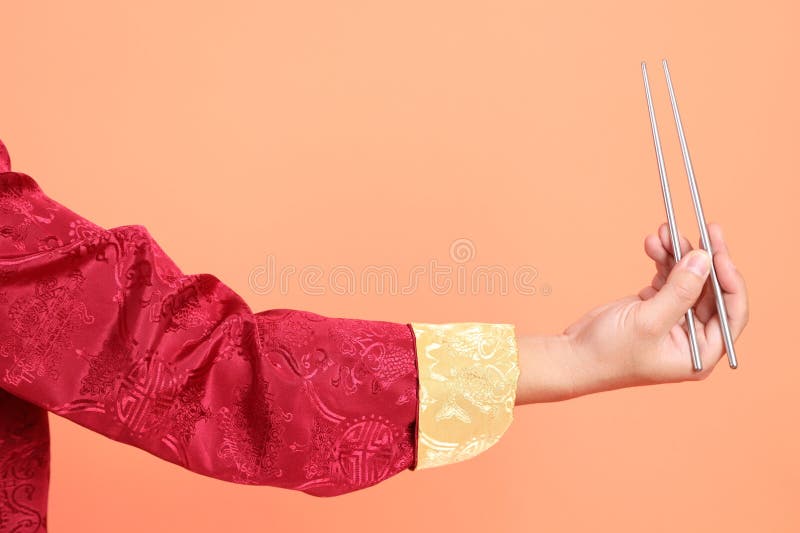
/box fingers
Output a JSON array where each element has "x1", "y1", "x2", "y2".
[
  {"x1": 684, "y1": 223, "x2": 749, "y2": 372},
  {"x1": 658, "y1": 222, "x2": 694, "y2": 259},
  {"x1": 637, "y1": 222, "x2": 749, "y2": 380},
  {"x1": 637, "y1": 285, "x2": 657, "y2": 300},
  {"x1": 701, "y1": 224, "x2": 750, "y2": 342},
  {"x1": 692, "y1": 224, "x2": 749, "y2": 331},
  {"x1": 644, "y1": 223, "x2": 695, "y2": 292},
  {"x1": 644, "y1": 231, "x2": 671, "y2": 265},
  {"x1": 694, "y1": 225, "x2": 721, "y2": 322},
  {"x1": 644, "y1": 223, "x2": 692, "y2": 264},
  {"x1": 635, "y1": 249, "x2": 711, "y2": 336},
  {"x1": 708, "y1": 223, "x2": 744, "y2": 295},
  {"x1": 644, "y1": 236, "x2": 669, "y2": 291},
  {"x1": 697, "y1": 323, "x2": 727, "y2": 376}
]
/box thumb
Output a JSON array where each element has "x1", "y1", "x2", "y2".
[{"x1": 637, "y1": 249, "x2": 711, "y2": 335}]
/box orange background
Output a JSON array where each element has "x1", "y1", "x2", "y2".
[{"x1": 1, "y1": 2, "x2": 797, "y2": 532}]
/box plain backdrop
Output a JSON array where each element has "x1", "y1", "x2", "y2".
[{"x1": 1, "y1": 2, "x2": 797, "y2": 532}]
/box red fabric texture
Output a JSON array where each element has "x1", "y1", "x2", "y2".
[{"x1": 0, "y1": 139, "x2": 420, "y2": 530}]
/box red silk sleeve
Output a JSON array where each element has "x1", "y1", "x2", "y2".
[{"x1": 0, "y1": 149, "x2": 419, "y2": 527}]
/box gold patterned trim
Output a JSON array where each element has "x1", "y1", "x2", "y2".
[{"x1": 409, "y1": 322, "x2": 520, "y2": 471}]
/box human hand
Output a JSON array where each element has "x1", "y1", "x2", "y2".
[{"x1": 515, "y1": 222, "x2": 749, "y2": 405}]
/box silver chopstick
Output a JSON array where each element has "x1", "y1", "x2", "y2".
[
  {"x1": 662, "y1": 58, "x2": 738, "y2": 369},
  {"x1": 641, "y1": 61, "x2": 703, "y2": 372}
]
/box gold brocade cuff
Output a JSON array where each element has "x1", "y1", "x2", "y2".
[{"x1": 409, "y1": 322, "x2": 520, "y2": 471}]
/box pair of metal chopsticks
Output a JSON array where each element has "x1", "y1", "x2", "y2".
[{"x1": 641, "y1": 59, "x2": 738, "y2": 371}]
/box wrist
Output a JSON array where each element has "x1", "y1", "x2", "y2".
[{"x1": 515, "y1": 333, "x2": 580, "y2": 405}]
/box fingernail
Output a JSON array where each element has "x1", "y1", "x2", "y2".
[{"x1": 686, "y1": 250, "x2": 710, "y2": 277}]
